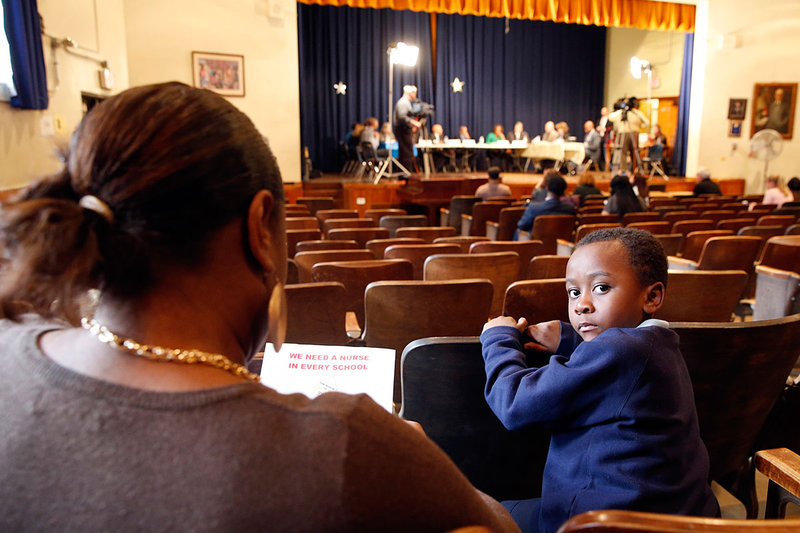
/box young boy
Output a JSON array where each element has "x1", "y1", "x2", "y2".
[{"x1": 481, "y1": 228, "x2": 720, "y2": 533}]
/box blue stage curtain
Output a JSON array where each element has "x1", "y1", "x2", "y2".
[
  {"x1": 433, "y1": 15, "x2": 605, "y2": 144},
  {"x1": 298, "y1": 4, "x2": 434, "y2": 173},
  {"x1": 2, "y1": 0, "x2": 48, "y2": 110},
  {"x1": 672, "y1": 32, "x2": 693, "y2": 177}
]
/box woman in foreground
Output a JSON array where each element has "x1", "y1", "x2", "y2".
[{"x1": 0, "y1": 82, "x2": 517, "y2": 533}]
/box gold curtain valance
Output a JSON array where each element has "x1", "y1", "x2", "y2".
[{"x1": 296, "y1": 0, "x2": 696, "y2": 32}]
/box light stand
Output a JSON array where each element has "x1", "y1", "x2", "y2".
[
  {"x1": 630, "y1": 56, "x2": 653, "y2": 134},
  {"x1": 379, "y1": 42, "x2": 419, "y2": 183}
]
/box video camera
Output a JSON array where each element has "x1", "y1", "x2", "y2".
[
  {"x1": 613, "y1": 96, "x2": 639, "y2": 121},
  {"x1": 412, "y1": 100, "x2": 435, "y2": 118}
]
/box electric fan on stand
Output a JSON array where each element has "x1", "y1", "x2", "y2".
[{"x1": 750, "y1": 129, "x2": 784, "y2": 184}]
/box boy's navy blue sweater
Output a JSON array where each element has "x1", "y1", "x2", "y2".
[{"x1": 481, "y1": 322, "x2": 720, "y2": 533}]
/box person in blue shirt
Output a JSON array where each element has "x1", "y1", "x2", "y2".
[
  {"x1": 516, "y1": 172, "x2": 576, "y2": 238},
  {"x1": 481, "y1": 227, "x2": 720, "y2": 533}
]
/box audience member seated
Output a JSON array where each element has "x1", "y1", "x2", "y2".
[
  {"x1": 603, "y1": 174, "x2": 646, "y2": 221},
  {"x1": 762, "y1": 175, "x2": 793, "y2": 207},
  {"x1": 480, "y1": 228, "x2": 720, "y2": 533},
  {"x1": 789, "y1": 176, "x2": 800, "y2": 202},
  {"x1": 692, "y1": 166, "x2": 722, "y2": 196},
  {"x1": 541, "y1": 121, "x2": 559, "y2": 142},
  {"x1": 359, "y1": 116, "x2": 380, "y2": 152},
  {"x1": 476, "y1": 166, "x2": 513, "y2": 201},
  {"x1": 573, "y1": 173, "x2": 603, "y2": 206},
  {"x1": 0, "y1": 82, "x2": 517, "y2": 533},
  {"x1": 510, "y1": 121, "x2": 529, "y2": 142},
  {"x1": 517, "y1": 172, "x2": 576, "y2": 236}
]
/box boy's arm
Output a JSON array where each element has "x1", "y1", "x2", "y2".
[{"x1": 481, "y1": 322, "x2": 621, "y2": 431}]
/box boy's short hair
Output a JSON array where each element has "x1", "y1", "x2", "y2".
[
  {"x1": 487, "y1": 167, "x2": 501, "y2": 180},
  {"x1": 576, "y1": 227, "x2": 667, "y2": 288},
  {"x1": 546, "y1": 174, "x2": 567, "y2": 196}
]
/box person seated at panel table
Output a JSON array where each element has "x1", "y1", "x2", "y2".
[
  {"x1": 516, "y1": 172, "x2": 576, "y2": 237},
  {"x1": 486, "y1": 124, "x2": 511, "y2": 169},
  {"x1": 476, "y1": 166, "x2": 513, "y2": 201},
  {"x1": 430, "y1": 123, "x2": 454, "y2": 172},
  {"x1": 540, "y1": 121, "x2": 559, "y2": 142},
  {"x1": 555, "y1": 121, "x2": 570, "y2": 141},
  {"x1": 0, "y1": 82, "x2": 520, "y2": 533},
  {"x1": 456, "y1": 125, "x2": 474, "y2": 170},
  {"x1": 480, "y1": 227, "x2": 720, "y2": 533},
  {"x1": 359, "y1": 116, "x2": 380, "y2": 152},
  {"x1": 510, "y1": 121, "x2": 529, "y2": 142},
  {"x1": 379, "y1": 121, "x2": 395, "y2": 145}
]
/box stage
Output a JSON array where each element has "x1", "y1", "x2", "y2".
[{"x1": 284, "y1": 172, "x2": 746, "y2": 218}]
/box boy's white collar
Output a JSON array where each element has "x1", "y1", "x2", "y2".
[{"x1": 638, "y1": 318, "x2": 669, "y2": 329}]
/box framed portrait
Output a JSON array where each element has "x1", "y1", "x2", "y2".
[
  {"x1": 727, "y1": 99, "x2": 747, "y2": 120},
  {"x1": 751, "y1": 82, "x2": 797, "y2": 139},
  {"x1": 729, "y1": 120, "x2": 742, "y2": 137},
  {"x1": 192, "y1": 52, "x2": 245, "y2": 97}
]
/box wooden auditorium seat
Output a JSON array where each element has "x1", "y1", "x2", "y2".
[
  {"x1": 286, "y1": 228, "x2": 322, "y2": 258},
  {"x1": 363, "y1": 280, "x2": 493, "y2": 403},
  {"x1": 384, "y1": 243, "x2": 461, "y2": 279},
  {"x1": 485, "y1": 206, "x2": 527, "y2": 241},
  {"x1": 395, "y1": 225, "x2": 458, "y2": 243},
  {"x1": 620, "y1": 212, "x2": 661, "y2": 225},
  {"x1": 293, "y1": 249, "x2": 374, "y2": 283},
  {"x1": 286, "y1": 258, "x2": 299, "y2": 285},
  {"x1": 577, "y1": 213, "x2": 619, "y2": 226},
  {"x1": 364, "y1": 237, "x2": 425, "y2": 258},
  {"x1": 757, "y1": 236, "x2": 800, "y2": 272},
  {"x1": 322, "y1": 217, "x2": 377, "y2": 237},
  {"x1": 439, "y1": 195, "x2": 481, "y2": 228},
  {"x1": 378, "y1": 215, "x2": 428, "y2": 238},
  {"x1": 717, "y1": 217, "x2": 757, "y2": 233},
  {"x1": 503, "y1": 278, "x2": 569, "y2": 324},
  {"x1": 424, "y1": 252, "x2": 519, "y2": 317},
  {"x1": 314, "y1": 208, "x2": 358, "y2": 223},
  {"x1": 668, "y1": 236, "x2": 762, "y2": 272},
  {"x1": 670, "y1": 315, "x2": 800, "y2": 517},
  {"x1": 363, "y1": 208, "x2": 406, "y2": 222},
  {"x1": 753, "y1": 266, "x2": 800, "y2": 320},
  {"x1": 469, "y1": 240, "x2": 545, "y2": 280},
  {"x1": 294, "y1": 239, "x2": 359, "y2": 254},
  {"x1": 529, "y1": 255, "x2": 569, "y2": 280},
  {"x1": 284, "y1": 203, "x2": 311, "y2": 217},
  {"x1": 653, "y1": 234, "x2": 684, "y2": 257},
  {"x1": 311, "y1": 259, "x2": 414, "y2": 328},
  {"x1": 327, "y1": 227, "x2": 390, "y2": 247},
  {"x1": 625, "y1": 221, "x2": 671, "y2": 234},
  {"x1": 678, "y1": 230, "x2": 734, "y2": 261},
  {"x1": 432, "y1": 235, "x2": 490, "y2": 252},
  {"x1": 661, "y1": 211, "x2": 698, "y2": 227},
  {"x1": 671, "y1": 219, "x2": 716, "y2": 236},
  {"x1": 399, "y1": 337, "x2": 548, "y2": 501},
  {"x1": 296, "y1": 196, "x2": 335, "y2": 216},
  {"x1": 285, "y1": 282, "x2": 350, "y2": 345},
  {"x1": 461, "y1": 201, "x2": 507, "y2": 237},
  {"x1": 285, "y1": 216, "x2": 319, "y2": 230},
  {"x1": 785, "y1": 224, "x2": 800, "y2": 235},
  {"x1": 699, "y1": 209, "x2": 737, "y2": 224},
  {"x1": 655, "y1": 270, "x2": 748, "y2": 322},
  {"x1": 556, "y1": 223, "x2": 619, "y2": 256},
  {"x1": 523, "y1": 214, "x2": 576, "y2": 254},
  {"x1": 757, "y1": 215, "x2": 797, "y2": 231}
]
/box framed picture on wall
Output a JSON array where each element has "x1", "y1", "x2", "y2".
[
  {"x1": 751, "y1": 82, "x2": 797, "y2": 139},
  {"x1": 727, "y1": 99, "x2": 747, "y2": 120},
  {"x1": 729, "y1": 121, "x2": 742, "y2": 137},
  {"x1": 192, "y1": 52, "x2": 245, "y2": 97}
]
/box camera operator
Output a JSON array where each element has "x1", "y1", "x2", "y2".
[
  {"x1": 608, "y1": 97, "x2": 649, "y2": 174},
  {"x1": 394, "y1": 85, "x2": 422, "y2": 172}
]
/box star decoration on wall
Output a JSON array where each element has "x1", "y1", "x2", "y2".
[
  {"x1": 451, "y1": 77, "x2": 464, "y2": 93},
  {"x1": 334, "y1": 82, "x2": 347, "y2": 95}
]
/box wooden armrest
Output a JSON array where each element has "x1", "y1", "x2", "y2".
[
  {"x1": 461, "y1": 213, "x2": 473, "y2": 236},
  {"x1": 755, "y1": 448, "x2": 800, "y2": 498},
  {"x1": 556, "y1": 239, "x2": 575, "y2": 257},
  {"x1": 756, "y1": 264, "x2": 800, "y2": 280},
  {"x1": 667, "y1": 256, "x2": 699, "y2": 270},
  {"x1": 439, "y1": 207, "x2": 450, "y2": 227},
  {"x1": 517, "y1": 229, "x2": 531, "y2": 241},
  {"x1": 345, "y1": 311, "x2": 361, "y2": 339},
  {"x1": 486, "y1": 221, "x2": 499, "y2": 240}
]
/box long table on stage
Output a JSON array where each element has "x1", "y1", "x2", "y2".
[
  {"x1": 520, "y1": 141, "x2": 585, "y2": 170},
  {"x1": 415, "y1": 139, "x2": 529, "y2": 177}
]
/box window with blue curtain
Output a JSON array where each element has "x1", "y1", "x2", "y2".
[{"x1": 2, "y1": 0, "x2": 48, "y2": 109}]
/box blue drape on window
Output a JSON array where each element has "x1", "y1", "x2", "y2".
[
  {"x1": 433, "y1": 15, "x2": 606, "y2": 142},
  {"x1": 2, "y1": 0, "x2": 48, "y2": 109},
  {"x1": 298, "y1": 4, "x2": 433, "y2": 173},
  {"x1": 672, "y1": 32, "x2": 693, "y2": 177}
]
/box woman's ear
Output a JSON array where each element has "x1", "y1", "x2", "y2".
[
  {"x1": 642, "y1": 281, "x2": 666, "y2": 315},
  {"x1": 247, "y1": 190, "x2": 277, "y2": 274}
]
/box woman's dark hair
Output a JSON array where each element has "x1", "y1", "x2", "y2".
[
  {"x1": 577, "y1": 227, "x2": 667, "y2": 288},
  {"x1": 608, "y1": 174, "x2": 644, "y2": 219},
  {"x1": 0, "y1": 82, "x2": 285, "y2": 323}
]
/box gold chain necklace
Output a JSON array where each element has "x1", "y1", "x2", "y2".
[{"x1": 81, "y1": 318, "x2": 261, "y2": 382}]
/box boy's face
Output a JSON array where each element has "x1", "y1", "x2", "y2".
[{"x1": 566, "y1": 241, "x2": 663, "y2": 342}]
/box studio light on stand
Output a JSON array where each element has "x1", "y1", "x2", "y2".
[
  {"x1": 630, "y1": 56, "x2": 653, "y2": 134},
  {"x1": 381, "y1": 42, "x2": 419, "y2": 182}
]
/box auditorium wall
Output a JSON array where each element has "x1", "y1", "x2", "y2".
[
  {"x1": 123, "y1": 0, "x2": 302, "y2": 183},
  {"x1": 693, "y1": 0, "x2": 800, "y2": 193},
  {"x1": 0, "y1": 0, "x2": 129, "y2": 187}
]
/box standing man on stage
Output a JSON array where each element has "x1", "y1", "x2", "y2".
[
  {"x1": 394, "y1": 85, "x2": 422, "y2": 172},
  {"x1": 583, "y1": 120, "x2": 603, "y2": 170},
  {"x1": 608, "y1": 99, "x2": 649, "y2": 174}
]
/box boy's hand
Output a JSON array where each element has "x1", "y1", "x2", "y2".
[
  {"x1": 524, "y1": 320, "x2": 562, "y2": 352},
  {"x1": 483, "y1": 316, "x2": 527, "y2": 334}
]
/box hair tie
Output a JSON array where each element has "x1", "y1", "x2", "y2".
[{"x1": 78, "y1": 195, "x2": 115, "y2": 224}]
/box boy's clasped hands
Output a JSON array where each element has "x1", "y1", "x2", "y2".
[{"x1": 483, "y1": 316, "x2": 561, "y2": 353}]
